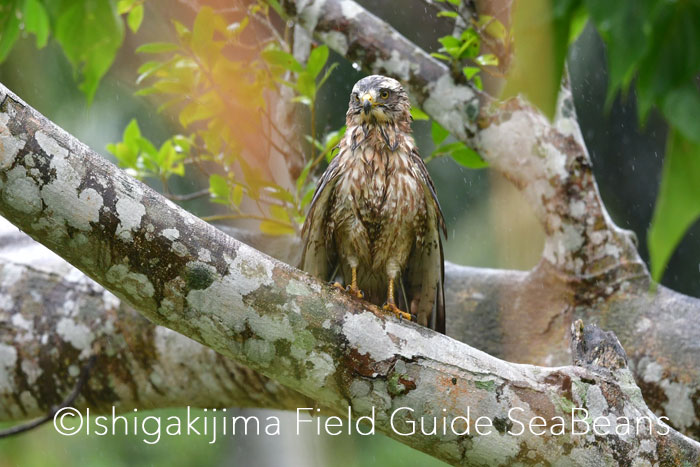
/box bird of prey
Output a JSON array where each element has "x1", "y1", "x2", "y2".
[{"x1": 300, "y1": 75, "x2": 446, "y2": 333}]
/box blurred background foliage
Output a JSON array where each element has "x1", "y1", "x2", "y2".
[{"x1": 0, "y1": 0, "x2": 699, "y2": 465}]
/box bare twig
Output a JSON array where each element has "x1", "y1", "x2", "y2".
[
  {"x1": 0, "y1": 356, "x2": 97, "y2": 438},
  {"x1": 164, "y1": 188, "x2": 210, "y2": 202}
]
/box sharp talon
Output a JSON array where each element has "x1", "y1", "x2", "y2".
[
  {"x1": 330, "y1": 281, "x2": 344, "y2": 291},
  {"x1": 382, "y1": 303, "x2": 412, "y2": 321},
  {"x1": 345, "y1": 285, "x2": 364, "y2": 299}
]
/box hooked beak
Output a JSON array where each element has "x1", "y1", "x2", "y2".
[{"x1": 361, "y1": 93, "x2": 373, "y2": 115}]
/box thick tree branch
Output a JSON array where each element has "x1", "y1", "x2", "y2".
[
  {"x1": 2, "y1": 1, "x2": 700, "y2": 440},
  {"x1": 0, "y1": 215, "x2": 312, "y2": 420},
  {"x1": 1, "y1": 82, "x2": 699, "y2": 464},
  {"x1": 0, "y1": 255, "x2": 309, "y2": 422}
]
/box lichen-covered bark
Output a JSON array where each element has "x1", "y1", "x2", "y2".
[
  {"x1": 281, "y1": 0, "x2": 700, "y2": 440},
  {"x1": 2, "y1": 84, "x2": 699, "y2": 465},
  {"x1": 0, "y1": 245, "x2": 310, "y2": 421}
]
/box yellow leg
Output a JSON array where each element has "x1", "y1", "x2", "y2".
[
  {"x1": 346, "y1": 267, "x2": 364, "y2": 299},
  {"x1": 382, "y1": 278, "x2": 412, "y2": 321}
]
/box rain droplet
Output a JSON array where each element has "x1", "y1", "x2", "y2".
[{"x1": 352, "y1": 62, "x2": 361, "y2": 71}]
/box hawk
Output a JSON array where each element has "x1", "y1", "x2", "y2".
[{"x1": 300, "y1": 75, "x2": 446, "y2": 333}]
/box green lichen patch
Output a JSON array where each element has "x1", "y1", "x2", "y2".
[
  {"x1": 185, "y1": 262, "x2": 217, "y2": 290},
  {"x1": 475, "y1": 379, "x2": 496, "y2": 392}
]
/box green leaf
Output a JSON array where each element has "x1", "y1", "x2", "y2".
[
  {"x1": 291, "y1": 95, "x2": 312, "y2": 107},
  {"x1": 127, "y1": 4, "x2": 144, "y2": 33},
  {"x1": 123, "y1": 118, "x2": 142, "y2": 146},
  {"x1": 635, "y1": 3, "x2": 700, "y2": 124},
  {"x1": 306, "y1": 44, "x2": 329, "y2": 79},
  {"x1": 179, "y1": 99, "x2": 219, "y2": 128},
  {"x1": 54, "y1": 0, "x2": 125, "y2": 103},
  {"x1": 431, "y1": 121, "x2": 449, "y2": 145},
  {"x1": 477, "y1": 15, "x2": 508, "y2": 42},
  {"x1": 266, "y1": 185, "x2": 296, "y2": 204},
  {"x1": 295, "y1": 71, "x2": 316, "y2": 99},
  {"x1": 136, "y1": 59, "x2": 171, "y2": 85},
  {"x1": 437, "y1": 11, "x2": 459, "y2": 18},
  {"x1": 438, "y1": 35, "x2": 461, "y2": 59},
  {"x1": 450, "y1": 145, "x2": 488, "y2": 169},
  {"x1": 430, "y1": 52, "x2": 450, "y2": 61},
  {"x1": 567, "y1": 5, "x2": 588, "y2": 45},
  {"x1": 317, "y1": 62, "x2": 338, "y2": 90},
  {"x1": 662, "y1": 84, "x2": 700, "y2": 145},
  {"x1": 301, "y1": 185, "x2": 315, "y2": 208},
  {"x1": 438, "y1": 30, "x2": 480, "y2": 60},
  {"x1": 261, "y1": 48, "x2": 303, "y2": 73},
  {"x1": 462, "y1": 66, "x2": 480, "y2": 80},
  {"x1": 433, "y1": 141, "x2": 464, "y2": 154},
  {"x1": 323, "y1": 125, "x2": 346, "y2": 149},
  {"x1": 584, "y1": 0, "x2": 656, "y2": 109},
  {"x1": 304, "y1": 135, "x2": 324, "y2": 151},
  {"x1": 23, "y1": 0, "x2": 50, "y2": 48},
  {"x1": 323, "y1": 126, "x2": 345, "y2": 162},
  {"x1": 296, "y1": 160, "x2": 313, "y2": 193},
  {"x1": 475, "y1": 53, "x2": 498, "y2": 66},
  {"x1": 0, "y1": 1, "x2": 20, "y2": 62},
  {"x1": 260, "y1": 220, "x2": 295, "y2": 236},
  {"x1": 173, "y1": 20, "x2": 190, "y2": 39},
  {"x1": 156, "y1": 140, "x2": 174, "y2": 169},
  {"x1": 326, "y1": 146, "x2": 340, "y2": 163},
  {"x1": 136, "y1": 42, "x2": 179, "y2": 54},
  {"x1": 191, "y1": 6, "x2": 226, "y2": 65},
  {"x1": 135, "y1": 135, "x2": 157, "y2": 157},
  {"x1": 107, "y1": 119, "x2": 142, "y2": 170},
  {"x1": 648, "y1": 129, "x2": 700, "y2": 282},
  {"x1": 265, "y1": 0, "x2": 283, "y2": 16},
  {"x1": 270, "y1": 205, "x2": 291, "y2": 223},
  {"x1": 209, "y1": 174, "x2": 230, "y2": 200},
  {"x1": 117, "y1": 0, "x2": 137, "y2": 14},
  {"x1": 410, "y1": 107, "x2": 430, "y2": 121},
  {"x1": 231, "y1": 184, "x2": 244, "y2": 207}
]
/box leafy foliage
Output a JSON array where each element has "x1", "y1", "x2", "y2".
[
  {"x1": 106, "y1": 119, "x2": 188, "y2": 181},
  {"x1": 582, "y1": 0, "x2": 700, "y2": 282},
  {"x1": 648, "y1": 129, "x2": 700, "y2": 283},
  {"x1": 430, "y1": 1, "x2": 507, "y2": 92},
  {"x1": 424, "y1": 119, "x2": 487, "y2": 169},
  {"x1": 428, "y1": 0, "x2": 494, "y2": 168},
  {"x1": 108, "y1": 3, "x2": 338, "y2": 235},
  {"x1": 0, "y1": 0, "x2": 144, "y2": 103},
  {"x1": 53, "y1": 0, "x2": 125, "y2": 103}
]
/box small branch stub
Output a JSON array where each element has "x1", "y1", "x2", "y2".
[{"x1": 571, "y1": 319, "x2": 628, "y2": 371}]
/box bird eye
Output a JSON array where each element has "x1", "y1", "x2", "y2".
[
  {"x1": 380, "y1": 90, "x2": 390, "y2": 99},
  {"x1": 353, "y1": 93, "x2": 360, "y2": 102}
]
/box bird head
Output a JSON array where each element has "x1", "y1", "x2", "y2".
[{"x1": 347, "y1": 75, "x2": 410, "y2": 124}]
